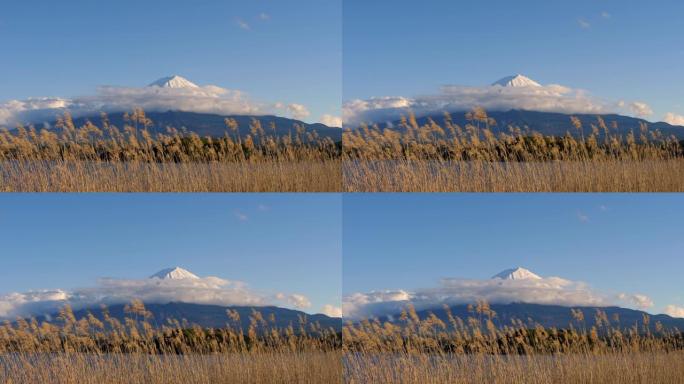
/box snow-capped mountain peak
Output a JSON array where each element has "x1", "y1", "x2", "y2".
[
  {"x1": 148, "y1": 75, "x2": 199, "y2": 89},
  {"x1": 492, "y1": 267, "x2": 542, "y2": 280},
  {"x1": 492, "y1": 74, "x2": 541, "y2": 88},
  {"x1": 150, "y1": 267, "x2": 200, "y2": 280}
]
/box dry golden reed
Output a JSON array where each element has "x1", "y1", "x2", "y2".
[
  {"x1": 343, "y1": 301, "x2": 684, "y2": 383},
  {"x1": 0, "y1": 301, "x2": 341, "y2": 384},
  {"x1": 0, "y1": 109, "x2": 341, "y2": 192},
  {"x1": 343, "y1": 108, "x2": 684, "y2": 192}
]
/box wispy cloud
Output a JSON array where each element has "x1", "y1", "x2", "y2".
[
  {"x1": 259, "y1": 13, "x2": 270, "y2": 20},
  {"x1": 601, "y1": 11, "x2": 611, "y2": 19},
  {"x1": 577, "y1": 19, "x2": 591, "y2": 29},
  {"x1": 343, "y1": 270, "x2": 653, "y2": 319},
  {"x1": 236, "y1": 18, "x2": 250, "y2": 30},
  {"x1": 257, "y1": 204, "x2": 269, "y2": 212},
  {"x1": 0, "y1": 270, "x2": 312, "y2": 319},
  {"x1": 628, "y1": 101, "x2": 653, "y2": 117},
  {"x1": 617, "y1": 293, "x2": 653, "y2": 309},
  {"x1": 234, "y1": 210, "x2": 249, "y2": 221},
  {"x1": 577, "y1": 211, "x2": 590, "y2": 223}
]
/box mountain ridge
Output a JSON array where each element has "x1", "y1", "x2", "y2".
[
  {"x1": 34, "y1": 302, "x2": 342, "y2": 332},
  {"x1": 47, "y1": 110, "x2": 343, "y2": 141},
  {"x1": 376, "y1": 109, "x2": 684, "y2": 140},
  {"x1": 375, "y1": 302, "x2": 684, "y2": 331}
]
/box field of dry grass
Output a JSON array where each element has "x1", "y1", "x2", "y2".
[
  {"x1": 343, "y1": 302, "x2": 684, "y2": 383},
  {"x1": 344, "y1": 351, "x2": 684, "y2": 384},
  {"x1": 3, "y1": 352, "x2": 341, "y2": 384},
  {"x1": 343, "y1": 159, "x2": 684, "y2": 192},
  {"x1": 0, "y1": 109, "x2": 341, "y2": 192},
  {"x1": 1, "y1": 160, "x2": 341, "y2": 192},
  {"x1": 0, "y1": 302, "x2": 342, "y2": 384},
  {"x1": 343, "y1": 108, "x2": 684, "y2": 192}
]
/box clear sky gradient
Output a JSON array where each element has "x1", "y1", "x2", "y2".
[
  {"x1": 343, "y1": 194, "x2": 684, "y2": 314},
  {"x1": 0, "y1": 194, "x2": 341, "y2": 314},
  {"x1": 343, "y1": 0, "x2": 684, "y2": 120},
  {"x1": 0, "y1": 0, "x2": 341, "y2": 123}
]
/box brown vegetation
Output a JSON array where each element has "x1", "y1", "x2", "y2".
[
  {"x1": 0, "y1": 109, "x2": 341, "y2": 192},
  {"x1": 0, "y1": 302, "x2": 341, "y2": 383},
  {"x1": 343, "y1": 108, "x2": 684, "y2": 192},
  {"x1": 343, "y1": 301, "x2": 684, "y2": 383}
]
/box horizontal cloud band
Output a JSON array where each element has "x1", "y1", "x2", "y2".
[
  {"x1": 343, "y1": 274, "x2": 653, "y2": 319},
  {"x1": 0, "y1": 83, "x2": 316, "y2": 126},
  {"x1": 0, "y1": 274, "x2": 311, "y2": 319},
  {"x1": 343, "y1": 83, "x2": 654, "y2": 127}
]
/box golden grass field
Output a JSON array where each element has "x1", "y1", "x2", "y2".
[
  {"x1": 343, "y1": 302, "x2": 684, "y2": 384},
  {"x1": 343, "y1": 108, "x2": 684, "y2": 192},
  {"x1": 344, "y1": 351, "x2": 684, "y2": 384},
  {"x1": 0, "y1": 302, "x2": 342, "y2": 384},
  {"x1": 4, "y1": 352, "x2": 341, "y2": 384},
  {"x1": 0, "y1": 160, "x2": 341, "y2": 192},
  {"x1": 0, "y1": 109, "x2": 341, "y2": 192}
]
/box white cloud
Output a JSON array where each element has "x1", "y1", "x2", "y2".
[
  {"x1": 343, "y1": 271, "x2": 653, "y2": 319},
  {"x1": 617, "y1": 293, "x2": 653, "y2": 309},
  {"x1": 287, "y1": 294, "x2": 312, "y2": 309},
  {"x1": 320, "y1": 114, "x2": 342, "y2": 127},
  {"x1": 664, "y1": 305, "x2": 684, "y2": 318},
  {"x1": 274, "y1": 293, "x2": 311, "y2": 309},
  {"x1": 601, "y1": 11, "x2": 611, "y2": 19},
  {"x1": 287, "y1": 103, "x2": 310, "y2": 120},
  {"x1": 236, "y1": 18, "x2": 250, "y2": 30},
  {"x1": 0, "y1": 271, "x2": 311, "y2": 319},
  {"x1": 259, "y1": 13, "x2": 270, "y2": 20},
  {"x1": 234, "y1": 211, "x2": 249, "y2": 221},
  {"x1": 628, "y1": 101, "x2": 653, "y2": 117},
  {"x1": 578, "y1": 19, "x2": 591, "y2": 29},
  {"x1": 343, "y1": 80, "x2": 656, "y2": 127},
  {"x1": 321, "y1": 304, "x2": 342, "y2": 318},
  {"x1": 0, "y1": 80, "x2": 317, "y2": 126},
  {"x1": 664, "y1": 112, "x2": 684, "y2": 126}
]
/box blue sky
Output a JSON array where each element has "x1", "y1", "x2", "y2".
[
  {"x1": 0, "y1": 194, "x2": 341, "y2": 315},
  {"x1": 343, "y1": 0, "x2": 684, "y2": 123},
  {"x1": 343, "y1": 194, "x2": 684, "y2": 315},
  {"x1": 0, "y1": 0, "x2": 341, "y2": 124}
]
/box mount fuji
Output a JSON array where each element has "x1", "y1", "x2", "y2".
[
  {"x1": 373, "y1": 74, "x2": 684, "y2": 139},
  {"x1": 366, "y1": 267, "x2": 684, "y2": 332},
  {"x1": 491, "y1": 74, "x2": 542, "y2": 88},
  {"x1": 148, "y1": 75, "x2": 200, "y2": 89},
  {"x1": 24, "y1": 267, "x2": 342, "y2": 332},
  {"x1": 30, "y1": 75, "x2": 342, "y2": 140},
  {"x1": 492, "y1": 267, "x2": 542, "y2": 280},
  {"x1": 150, "y1": 266, "x2": 200, "y2": 280}
]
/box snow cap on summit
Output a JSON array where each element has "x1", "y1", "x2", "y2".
[
  {"x1": 491, "y1": 74, "x2": 541, "y2": 88},
  {"x1": 148, "y1": 75, "x2": 199, "y2": 89},
  {"x1": 150, "y1": 267, "x2": 200, "y2": 280},
  {"x1": 491, "y1": 267, "x2": 542, "y2": 280}
]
